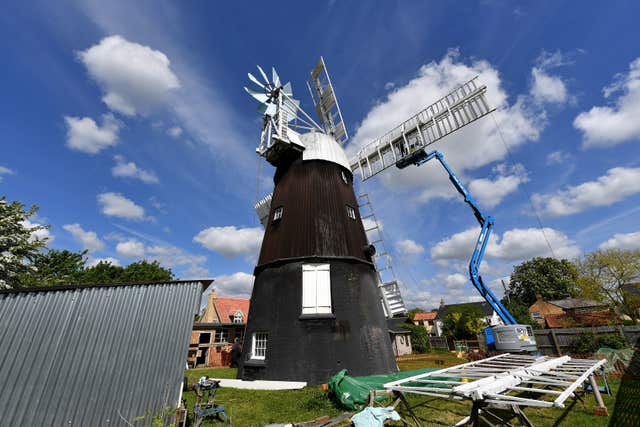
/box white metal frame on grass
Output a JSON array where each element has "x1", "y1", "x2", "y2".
[{"x1": 384, "y1": 353, "x2": 607, "y2": 410}]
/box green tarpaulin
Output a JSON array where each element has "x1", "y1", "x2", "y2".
[{"x1": 328, "y1": 368, "x2": 438, "y2": 410}]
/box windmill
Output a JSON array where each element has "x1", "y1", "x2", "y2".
[
  {"x1": 239, "y1": 58, "x2": 397, "y2": 384},
  {"x1": 239, "y1": 57, "x2": 533, "y2": 385}
]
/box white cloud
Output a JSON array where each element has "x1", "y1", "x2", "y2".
[
  {"x1": 87, "y1": 257, "x2": 121, "y2": 267},
  {"x1": 64, "y1": 114, "x2": 120, "y2": 154},
  {"x1": 111, "y1": 155, "x2": 159, "y2": 183},
  {"x1": 349, "y1": 49, "x2": 544, "y2": 203},
  {"x1": 531, "y1": 68, "x2": 568, "y2": 104},
  {"x1": 78, "y1": 35, "x2": 180, "y2": 116},
  {"x1": 532, "y1": 167, "x2": 640, "y2": 216},
  {"x1": 193, "y1": 226, "x2": 263, "y2": 258},
  {"x1": 145, "y1": 244, "x2": 207, "y2": 270},
  {"x1": 574, "y1": 57, "x2": 640, "y2": 147},
  {"x1": 492, "y1": 228, "x2": 580, "y2": 260},
  {"x1": 599, "y1": 231, "x2": 640, "y2": 251},
  {"x1": 431, "y1": 226, "x2": 580, "y2": 263},
  {"x1": 115, "y1": 239, "x2": 145, "y2": 258},
  {"x1": 167, "y1": 126, "x2": 183, "y2": 138},
  {"x1": 214, "y1": 272, "x2": 254, "y2": 297},
  {"x1": 97, "y1": 192, "x2": 146, "y2": 221},
  {"x1": 396, "y1": 239, "x2": 425, "y2": 257},
  {"x1": 20, "y1": 219, "x2": 53, "y2": 243},
  {"x1": 529, "y1": 51, "x2": 572, "y2": 106},
  {"x1": 468, "y1": 163, "x2": 528, "y2": 208},
  {"x1": 546, "y1": 150, "x2": 570, "y2": 165},
  {"x1": 443, "y1": 273, "x2": 468, "y2": 288},
  {"x1": 397, "y1": 286, "x2": 436, "y2": 310},
  {"x1": 0, "y1": 166, "x2": 14, "y2": 182},
  {"x1": 62, "y1": 223, "x2": 105, "y2": 253}
]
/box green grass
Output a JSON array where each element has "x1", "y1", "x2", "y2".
[
  {"x1": 182, "y1": 368, "x2": 342, "y2": 426},
  {"x1": 184, "y1": 356, "x2": 625, "y2": 426}
]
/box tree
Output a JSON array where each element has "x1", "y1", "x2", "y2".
[
  {"x1": 576, "y1": 249, "x2": 640, "y2": 319},
  {"x1": 442, "y1": 304, "x2": 485, "y2": 339},
  {"x1": 507, "y1": 257, "x2": 578, "y2": 306},
  {"x1": 502, "y1": 299, "x2": 538, "y2": 327},
  {"x1": 0, "y1": 197, "x2": 49, "y2": 288},
  {"x1": 118, "y1": 260, "x2": 174, "y2": 283},
  {"x1": 400, "y1": 323, "x2": 431, "y2": 353},
  {"x1": 77, "y1": 259, "x2": 174, "y2": 285},
  {"x1": 14, "y1": 249, "x2": 86, "y2": 288}
]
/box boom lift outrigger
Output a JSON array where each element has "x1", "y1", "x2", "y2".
[{"x1": 398, "y1": 149, "x2": 536, "y2": 352}]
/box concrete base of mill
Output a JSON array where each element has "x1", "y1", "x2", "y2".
[{"x1": 238, "y1": 259, "x2": 398, "y2": 385}]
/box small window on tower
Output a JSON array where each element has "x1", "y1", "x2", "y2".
[
  {"x1": 273, "y1": 206, "x2": 283, "y2": 222},
  {"x1": 251, "y1": 332, "x2": 268, "y2": 360},
  {"x1": 346, "y1": 205, "x2": 356, "y2": 220}
]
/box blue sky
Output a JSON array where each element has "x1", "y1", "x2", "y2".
[{"x1": 2, "y1": 1, "x2": 640, "y2": 308}]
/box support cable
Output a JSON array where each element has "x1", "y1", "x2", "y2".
[{"x1": 491, "y1": 113, "x2": 557, "y2": 258}]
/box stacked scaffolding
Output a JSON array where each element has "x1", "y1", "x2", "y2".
[{"x1": 358, "y1": 193, "x2": 406, "y2": 317}]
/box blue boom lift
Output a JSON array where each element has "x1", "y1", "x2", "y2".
[{"x1": 398, "y1": 149, "x2": 537, "y2": 353}]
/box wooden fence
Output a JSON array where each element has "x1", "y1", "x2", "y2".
[
  {"x1": 533, "y1": 325, "x2": 640, "y2": 355},
  {"x1": 426, "y1": 325, "x2": 639, "y2": 354}
]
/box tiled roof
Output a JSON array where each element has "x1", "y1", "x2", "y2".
[
  {"x1": 214, "y1": 297, "x2": 250, "y2": 322},
  {"x1": 548, "y1": 297, "x2": 606, "y2": 310},
  {"x1": 413, "y1": 312, "x2": 437, "y2": 321},
  {"x1": 545, "y1": 311, "x2": 615, "y2": 328}
]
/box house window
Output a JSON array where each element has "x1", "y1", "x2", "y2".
[
  {"x1": 531, "y1": 311, "x2": 542, "y2": 321},
  {"x1": 251, "y1": 332, "x2": 268, "y2": 360},
  {"x1": 215, "y1": 330, "x2": 228, "y2": 344},
  {"x1": 273, "y1": 206, "x2": 283, "y2": 221},
  {"x1": 233, "y1": 311, "x2": 244, "y2": 324},
  {"x1": 302, "y1": 263, "x2": 332, "y2": 314},
  {"x1": 198, "y1": 333, "x2": 211, "y2": 344},
  {"x1": 346, "y1": 205, "x2": 356, "y2": 220}
]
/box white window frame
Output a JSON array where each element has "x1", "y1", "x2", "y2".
[
  {"x1": 215, "y1": 330, "x2": 228, "y2": 344},
  {"x1": 302, "y1": 263, "x2": 332, "y2": 315},
  {"x1": 346, "y1": 205, "x2": 356, "y2": 220},
  {"x1": 273, "y1": 206, "x2": 283, "y2": 221},
  {"x1": 251, "y1": 332, "x2": 268, "y2": 360},
  {"x1": 233, "y1": 311, "x2": 243, "y2": 324}
]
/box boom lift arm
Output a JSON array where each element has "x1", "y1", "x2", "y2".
[{"x1": 400, "y1": 149, "x2": 517, "y2": 325}]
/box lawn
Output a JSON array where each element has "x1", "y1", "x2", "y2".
[{"x1": 183, "y1": 354, "x2": 626, "y2": 426}]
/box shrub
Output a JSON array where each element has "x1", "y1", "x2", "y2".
[
  {"x1": 569, "y1": 332, "x2": 629, "y2": 353},
  {"x1": 400, "y1": 323, "x2": 431, "y2": 353},
  {"x1": 597, "y1": 333, "x2": 629, "y2": 349}
]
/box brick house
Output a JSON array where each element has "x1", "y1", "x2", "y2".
[
  {"x1": 412, "y1": 311, "x2": 438, "y2": 335},
  {"x1": 528, "y1": 295, "x2": 613, "y2": 328},
  {"x1": 188, "y1": 290, "x2": 250, "y2": 368}
]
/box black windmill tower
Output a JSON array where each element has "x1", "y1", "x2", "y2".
[{"x1": 238, "y1": 58, "x2": 397, "y2": 384}]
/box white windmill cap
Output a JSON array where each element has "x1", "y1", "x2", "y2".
[{"x1": 299, "y1": 131, "x2": 350, "y2": 171}]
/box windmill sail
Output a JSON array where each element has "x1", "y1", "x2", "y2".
[
  {"x1": 349, "y1": 76, "x2": 494, "y2": 181},
  {"x1": 308, "y1": 57, "x2": 349, "y2": 145}
]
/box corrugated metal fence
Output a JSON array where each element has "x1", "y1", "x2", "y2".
[{"x1": 0, "y1": 281, "x2": 202, "y2": 426}]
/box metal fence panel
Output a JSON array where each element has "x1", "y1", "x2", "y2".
[{"x1": 0, "y1": 281, "x2": 203, "y2": 425}]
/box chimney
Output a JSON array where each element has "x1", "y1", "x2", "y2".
[{"x1": 535, "y1": 293, "x2": 543, "y2": 301}]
